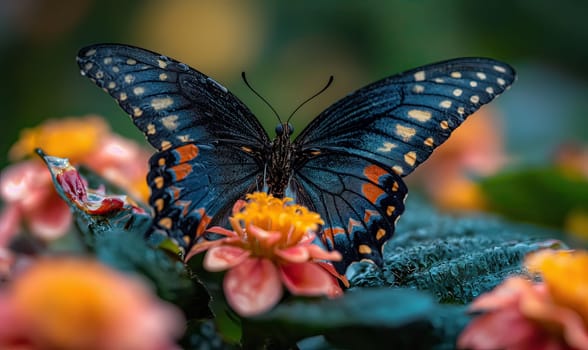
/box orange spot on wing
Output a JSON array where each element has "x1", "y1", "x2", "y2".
[
  {"x1": 322, "y1": 226, "x2": 345, "y2": 245},
  {"x1": 362, "y1": 183, "x2": 385, "y2": 204},
  {"x1": 170, "y1": 163, "x2": 192, "y2": 181},
  {"x1": 174, "y1": 144, "x2": 199, "y2": 163},
  {"x1": 195, "y1": 208, "x2": 211, "y2": 238},
  {"x1": 347, "y1": 218, "x2": 362, "y2": 233},
  {"x1": 169, "y1": 186, "x2": 181, "y2": 200},
  {"x1": 363, "y1": 164, "x2": 387, "y2": 183},
  {"x1": 363, "y1": 209, "x2": 379, "y2": 223}
]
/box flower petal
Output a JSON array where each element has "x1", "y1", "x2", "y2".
[
  {"x1": 306, "y1": 243, "x2": 342, "y2": 261},
  {"x1": 27, "y1": 195, "x2": 72, "y2": 240},
  {"x1": 315, "y1": 261, "x2": 349, "y2": 289},
  {"x1": 0, "y1": 206, "x2": 21, "y2": 247},
  {"x1": 224, "y1": 258, "x2": 282, "y2": 316},
  {"x1": 204, "y1": 246, "x2": 250, "y2": 272},
  {"x1": 457, "y1": 307, "x2": 555, "y2": 350},
  {"x1": 280, "y1": 262, "x2": 342, "y2": 297},
  {"x1": 247, "y1": 225, "x2": 282, "y2": 246},
  {"x1": 275, "y1": 245, "x2": 310, "y2": 263},
  {"x1": 206, "y1": 226, "x2": 239, "y2": 237}
]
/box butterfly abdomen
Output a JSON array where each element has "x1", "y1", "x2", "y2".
[{"x1": 267, "y1": 124, "x2": 295, "y2": 198}]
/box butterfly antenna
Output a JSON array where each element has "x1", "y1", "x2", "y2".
[
  {"x1": 286, "y1": 75, "x2": 334, "y2": 123},
  {"x1": 242, "y1": 72, "x2": 282, "y2": 123}
]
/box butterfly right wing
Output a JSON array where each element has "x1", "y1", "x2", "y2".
[{"x1": 77, "y1": 44, "x2": 270, "y2": 249}]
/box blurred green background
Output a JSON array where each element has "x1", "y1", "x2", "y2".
[{"x1": 2, "y1": 0, "x2": 588, "y2": 235}]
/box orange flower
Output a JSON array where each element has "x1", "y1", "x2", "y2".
[
  {"x1": 9, "y1": 115, "x2": 109, "y2": 163},
  {"x1": 458, "y1": 249, "x2": 588, "y2": 350},
  {"x1": 187, "y1": 192, "x2": 346, "y2": 316},
  {"x1": 0, "y1": 258, "x2": 184, "y2": 350}
]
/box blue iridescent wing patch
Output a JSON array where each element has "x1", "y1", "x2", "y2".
[
  {"x1": 77, "y1": 44, "x2": 270, "y2": 247},
  {"x1": 292, "y1": 58, "x2": 516, "y2": 270},
  {"x1": 77, "y1": 44, "x2": 516, "y2": 273}
]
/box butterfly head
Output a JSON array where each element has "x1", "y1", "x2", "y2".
[{"x1": 275, "y1": 122, "x2": 294, "y2": 137}]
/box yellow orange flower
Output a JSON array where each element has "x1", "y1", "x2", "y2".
[
  {"x1": 0, "y1": 258, "x2": 184, "y2": 350},
  {"x1": 187, "y1": 192, "x2": 346, "y2": 316},
  {"x1": 458, "y1": 249, "x2": 588, "y2": 350},
  {"x1": 9, "y1": 115, "x2": 108, "y2": 163}
]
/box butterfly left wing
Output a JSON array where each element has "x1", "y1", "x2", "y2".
[
  {"x1": 77, "y1": 44, "x2": 270, "y2": 249},
  {"x1": 292, "y1": 58, "x2": 516, "y2": 272}
]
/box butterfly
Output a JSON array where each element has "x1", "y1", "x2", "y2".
[{"x1": 77, "y1": 44, "x2": 515, "y2": 273}]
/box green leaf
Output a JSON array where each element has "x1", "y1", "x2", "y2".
[
  {"x1": 94, "y1": 230, "x2": 212, "y2": 320},
  {"x1": 348, "y1": 196, "x2": 566, "y2": 304},
  {"x1": 180, "y1": 320, "x2": 239, "y2": 350},
  {"x1": 243, "y1": 288, "x2": 443, "y2": 349},
  {"x1": 480, "y1": 167, "x2": 588, "y2": 228}
]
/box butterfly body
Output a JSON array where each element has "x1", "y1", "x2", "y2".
[
  {"x1": 266, "y1": 123, "x2": 296, "y2": 198},
  {"x1": 77, "y1": 44, "x2": 516, "y2": 273}
]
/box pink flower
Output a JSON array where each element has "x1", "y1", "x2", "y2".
[
  {"x1": 1, "y1": 116, "x2": 151, "y2": 245},
  {"x1": 0, "y1": 257, "x2": 184, "y2": 350},
  {"x1": 187, "y1": 192, "x2": 347, "y2": 317},
  {"x1": 0, "y1": 160, "x2": 71, "y2": 244},
  {"x1": 458, "y1": 250, "x2": 588, "y2": 350}
]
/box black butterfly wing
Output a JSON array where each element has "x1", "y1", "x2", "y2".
[
  {"x1": 292, "y1": 58, "x2": 516, "y2": 272},
  {"x1": 77, "y1": 44, "x2": 270, "y2": 248}
]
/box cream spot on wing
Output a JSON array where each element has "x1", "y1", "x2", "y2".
[
  {"x1": 470, "y1": 81, "x2": 478, "y2": 87},
  {"x1": 124, "y1": 74, "x2": 134, "y2": 84},
  {"x1": 486, "y1": 87, "x2": 494, "y2": 94},
  {"x1": 457, "y1": 106, "x2": 465, "y2": 115},
  {"x1": 395, "y1": 124, "x2": 416, "y2": 141},
  {"x1": 377, "y1": 142, "x2": 397, "y2": 153},
  {"x1": 497, "y1": 78, "x2": 506, "y2": 86},
  {"x1": 453, "y1": 88, "x2": 463, "y2": 97},
  {"x1": 404, "y1": 151, "x2": 417, "y2": 167},
  {"x1": 151, "y1": 97, "x2": 174, "y2": 110},
  {"x1": 107, "y1": 82, "x2": 116, "y2": 89},
  {"x1": 177, "y1": 134, "x2": 193, "y2": 142},
  {"x1": 392, "y1": 165, "x2": 403, "y2": 175},
  {"x1": 84, "y1": 62, "x2": 93, "y2": 71},
  {"x1": 133, "y1": 86, "x2": 145, "y2": 95},
  {"x1": 126, "y1": 58, "x2": 137, "y2": 65},
  {"x1": 103, "y1": 57, "x2": 112, "y2": 65},
  {"x1": 493, "y1": 65, "x2": 507, "y2": 73},
  {"x1": 159, "y1": 73, "x2": 168, "y2": 81},
  {"x1": 476, "y1": 72, "x2": 487, "y2": 80},
  {"x1": 414, "y1": 71, "x2": 426, "y2": 81},
  {"x1": 133, "y1": 107, "x2": 143, "y2": 117},
  {"x1": 412, "y1": 84, "x2": 425, "y2": 93},
  {"x1": 112, "y1": 66, "x2": 120, "y2": 73},
  {"x1": 119, "y1": 92, "x2": 127, "y2": 101},
  {"x1": 158, "y1": 59, "x2": 168, "y2": 68},
  {"x1": 85, "y1": 49, "x2": 96, "y2": 57},
  {"x1": 147, "y1": 123, "x2": 156, "y2": 135},
  {"x1": 408, "y1": 109, "x2": 432, "y2": 122},
  {"x1": 434, "y1": 78, "x2": 445, "y2": 83},
  {"x1": 424, "y1": 137, "x2": 434, "y2": 147},
  {"x1": 451, "y1": 71, "x2": 462, "y2": 78},
  {"x1": 440, "y1": 120, "x2": 449, "y2": 129},
  {"x1": 161, "y1": 140, "x2": 172, "y2": 151},
  {"x1": 161, "y1": 115, "x2": 179, "y2": 130},
  {"x1": 470, "y1": 95, "x2": 480, "y2": 103},
  {"x1": 439, "y1": 100, "x2": 452, "y2": 108}
]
